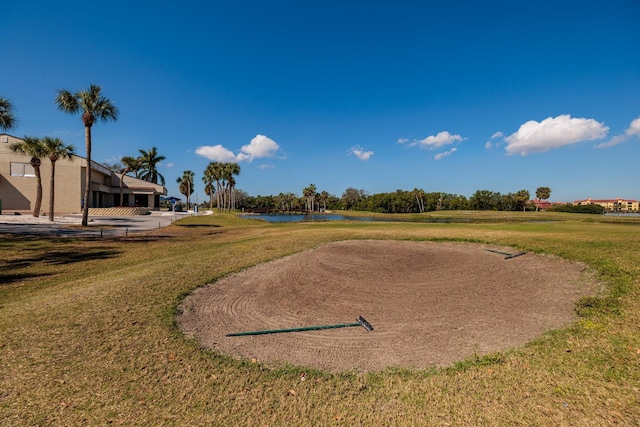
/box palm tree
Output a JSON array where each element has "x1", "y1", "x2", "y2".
[
  {"x1": 118, "y1": 156, "x2": 142, "y2": 207},
  {"x1": 535, "y1": 187, "x2": 551, "y2": 211},
  {"x1": 221, "y1": 162, "x2": 240, "y2": 211},
  {"x1": 202, "y1": 164, "x2": 217, "y2": 209},
  {"x1": 303, "y1": 184, "x2": 317, "y2": 212},
  {"x1": 284, "y1": 192, "x2": 297, "y2": 212},
  {"x1": 514, "y1": 189, "x2": 531, "y2": 212},
  {"x1": 228, "y1": 174, "x2": 237, "y2": 211},
  {"x1": 137, "y1": 147, "x2": 166, "y2": 185},
  {"x1": 318, "y1": 190, "x2": 330, "y2": 211},
  {"x1": 9, "y1": 136, "x2": 46, "y2": 217},
  {"x1": 413, "y1": 188, "x2": 425, "y2": 213},
  {"x1": 41, "y1": 137, "x2": 75, "y2": 221},
  {"x1": 202, "y1": 162, "x2": 223, "y2": 211},
  {"x1": 55, "y1": 84, "x2": 118, "y2": 226},
  {"x1": 176, "y1": 170, "x2": 195, "y2": 209},
  {"x1": 0, "y1": 97, "x2": 16, "y2": 130}
]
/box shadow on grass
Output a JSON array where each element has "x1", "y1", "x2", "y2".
[
  {"x1": 0, "y1": 272, "x2": 51, "y2": 286},
  {"x1": 46, "y1": 249, "x2": 122, "y2": 265},
  {"x1": 2, "y1": 248, "x2": 122, "y2": 269},
  {"x1": 175, "y1": 224, "x2": 222, "y2": 228},
  {"x1": 112, "y1": 235, "x2": 178, "y2": 243}
]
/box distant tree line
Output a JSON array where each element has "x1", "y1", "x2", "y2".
[
  {"x1": 548, "y1": 204, "x2": 605, "y2": 214},
  {"x1": 234, "y1": 186, "x2": 555, "y2": 214}
]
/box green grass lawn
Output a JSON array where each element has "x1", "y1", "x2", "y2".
[{"x1": 1, "y1": 213, "x2": 639, "y2": 425}]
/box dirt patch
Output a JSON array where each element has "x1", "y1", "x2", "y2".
[{"x1": 178, "y1": 240, "x2": 599, "y2": 372}]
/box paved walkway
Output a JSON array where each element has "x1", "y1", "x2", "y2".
[{"x1": 0, "y1": 211, "x2": 209, "y2": 238}]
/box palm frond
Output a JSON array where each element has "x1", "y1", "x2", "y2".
[{"x1": 55, "y1": 90, "x2": 80, "y2": 113}]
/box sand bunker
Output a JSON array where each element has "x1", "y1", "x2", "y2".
[{"x1": 178, "y1": 240, "x2": 597, "y2": 372}]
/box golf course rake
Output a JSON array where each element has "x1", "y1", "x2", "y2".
[
  {"x1": 226, "y1": 315, "x2": 374, "y2": 337},
  {"x1": 484, "y1": 248, "x2": 527, "y2": 259}
]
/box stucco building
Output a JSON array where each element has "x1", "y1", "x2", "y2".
[
  {"x1": 574, "y1": 197, "x2": 640, "y2": 212},
  {"x1": 0, "y1": 133, "x2": 166, "y2": 214}
]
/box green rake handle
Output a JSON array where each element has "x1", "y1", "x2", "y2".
[
  {"x1": 484, "y1": 249, "x2": 527, "y2": 259},
  {"x1": 226, "y1": 316, "x2": 373, "y2": 337}
]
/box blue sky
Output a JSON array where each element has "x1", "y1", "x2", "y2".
[{"x1": 3, "y1": 0, "x2": 639, "y2": 203}]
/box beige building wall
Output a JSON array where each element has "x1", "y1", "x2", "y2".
[
  {"x1": 1, "y1": 134, "x2": 83, "y2": 214},
  {"x1": 575, "y1": 198, "x2": 640, "y2": 212},
  {"x1": 1, "y1": 134, "x2": 167, "y2": 214}
]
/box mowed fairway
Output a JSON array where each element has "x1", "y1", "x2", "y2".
[{"x1": 1, "y1": 213, "x2": 639, "y2": 425}]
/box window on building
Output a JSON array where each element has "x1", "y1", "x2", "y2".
[{"x1": 10, "y1": 162, "x2": 36, "y2": 177}]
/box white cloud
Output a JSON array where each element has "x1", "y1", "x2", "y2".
[
  {"x1": 594, "y1": 116, "x2": 640, "y2": 149},
  {"x1": 195, "y1": 134, "x2": 281, "y2": 163},
  {"x1": 486, "y1": 131, "x2": 505, "y2": 150},
  {"x1": 594, "y1": 135, "x2": 626, "y2": 149},
  {"x1": 195, "y1": 144, "x2": 238, "y2": 162},
  {"x1": 504, "y1": 115, "x2": 608, "y2": 156},
  {"x1": 259, "y1": 163, "x2": 275, "y2": 170},
  {"x1": 165, "y1": 163, "x2": 174, "y2": 168},
  {"x1": 402, "y1": 131, "x2": 464, "y2": 149},
  {"x1": 237, "y1": 134, "x2": 280, "y2": 162},
  {"x1": 348, "y1": 145, "x2": 374, "y2": 160},
  {"x1": 434, "y1": 147, "x2": 457, "y2": 160},
  {"x1": 626, "y1": 117, "x2": 640, "y2": 137}
]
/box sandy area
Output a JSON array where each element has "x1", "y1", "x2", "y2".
[
  {"x1": 178, "y1": 240, "x2": 599, "y2": 373},
  {"x1": 0, "y1": 214, "x2": 82, "y2": 224}
]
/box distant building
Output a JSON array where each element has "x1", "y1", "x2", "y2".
[
  {"x1": 0, "y1": 133, "x2": 166, "y2": 214},
  {"x1": 574, "y1": 197, "x2": 640, "y2": 212},
  {"x1": 532, "y1": 199, "x2": 553, "y2": 210}
]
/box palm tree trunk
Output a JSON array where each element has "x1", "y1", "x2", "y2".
[
  {"x1": 33, "y1": 164, "x2": 42, "y2": 217},
  {"x1": 119, "y1": 173, "x2": 125, "y2": 207},
  {"x1": 82, "y1": 125, "x2": 92, "y2": 226},
  {"x1": 215, "y1": 181, "x2": 221, "y2": 212},
  {"x1": 187, "y1": 181, "x2": 191, "y2": 209},
  {"x1": 49, "y1": 162, "x2": 56, "y2": 221}
]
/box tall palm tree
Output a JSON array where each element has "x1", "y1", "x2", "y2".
[
  {"x1": 0, "y1": 97, "x2": 16, "y2": 130},
  {"x1": 9, "y1": 136, "x2": 47, "y2": 217},
  {"x1": 221, "y1": 162, "x2": 240, "y2": 211},
  {"x1": 118, "y1": 156, "x2": 142, "y2": 207},
  {"x1": 203, "y1": 161, "x2": 226, "y2": 211},
  {"x1": 212, "y1": 162, "x2": 224, "y2": 211},
  {"x1": 41, "y1": 137, "x2": 75, "y2": 221},
  {"x1": 319, "y1": 190, "x2": 330, "y2": 211},
  {"x1": 202, "y1": 163, "x2": 217, "y2": 209},
  {"x1": 535, "y1": 186, "x2": 551, "y2": 212},
  {"x1": 284, "y1": 192, "x2": 296, "y2": 212},
  {"x1": 137, "y1": 147, "x2": 166, "y2": 185},
  {"x1": 413, "y1": 188, "x2": 425, "y2": 213},
  {"x1": 303, "y1": 184, "x2": 317, "y2": 212},
  {"x1": 176, "y1": 170, "x2": 195, "y2": 209},
  {"x1": 55, "y1": 84, "x2": 118, "y2": 226}
]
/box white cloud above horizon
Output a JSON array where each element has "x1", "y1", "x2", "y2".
[
  {"x1": 504, "y1": 115, "x2": 608, "y2": 156},
  {"x1": 195, "y1": 134, "x2": 281, "y2": 163},
  {"x1": 348, "y1": 145, "x2": 374, "y2": 160},
  {"x1": 399, "y1": 131, "x2": 464, "y2": 149},
  {"x1": 628, "y1": 117, "x2": 640, "y2": 137},
  {"x1": 434, "y1": 147, "x2": 457, "y2": 160},
  {"x1": 595, "y1": 116, "x2": 640, "y2": 148},
  {"x1": 195, "y1": 144, "x2": 237, "y2": 162},
  {"x1": 486, "y1": 131, "x2": 505, "y2": 150}
]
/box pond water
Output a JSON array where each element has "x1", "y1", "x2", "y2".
[
  {"x1": 239, "y1": 213, "x2": 471, "y2": 223},
  {"x1": 240, "y1": 213, "x2": 361, "y2": 222}
]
